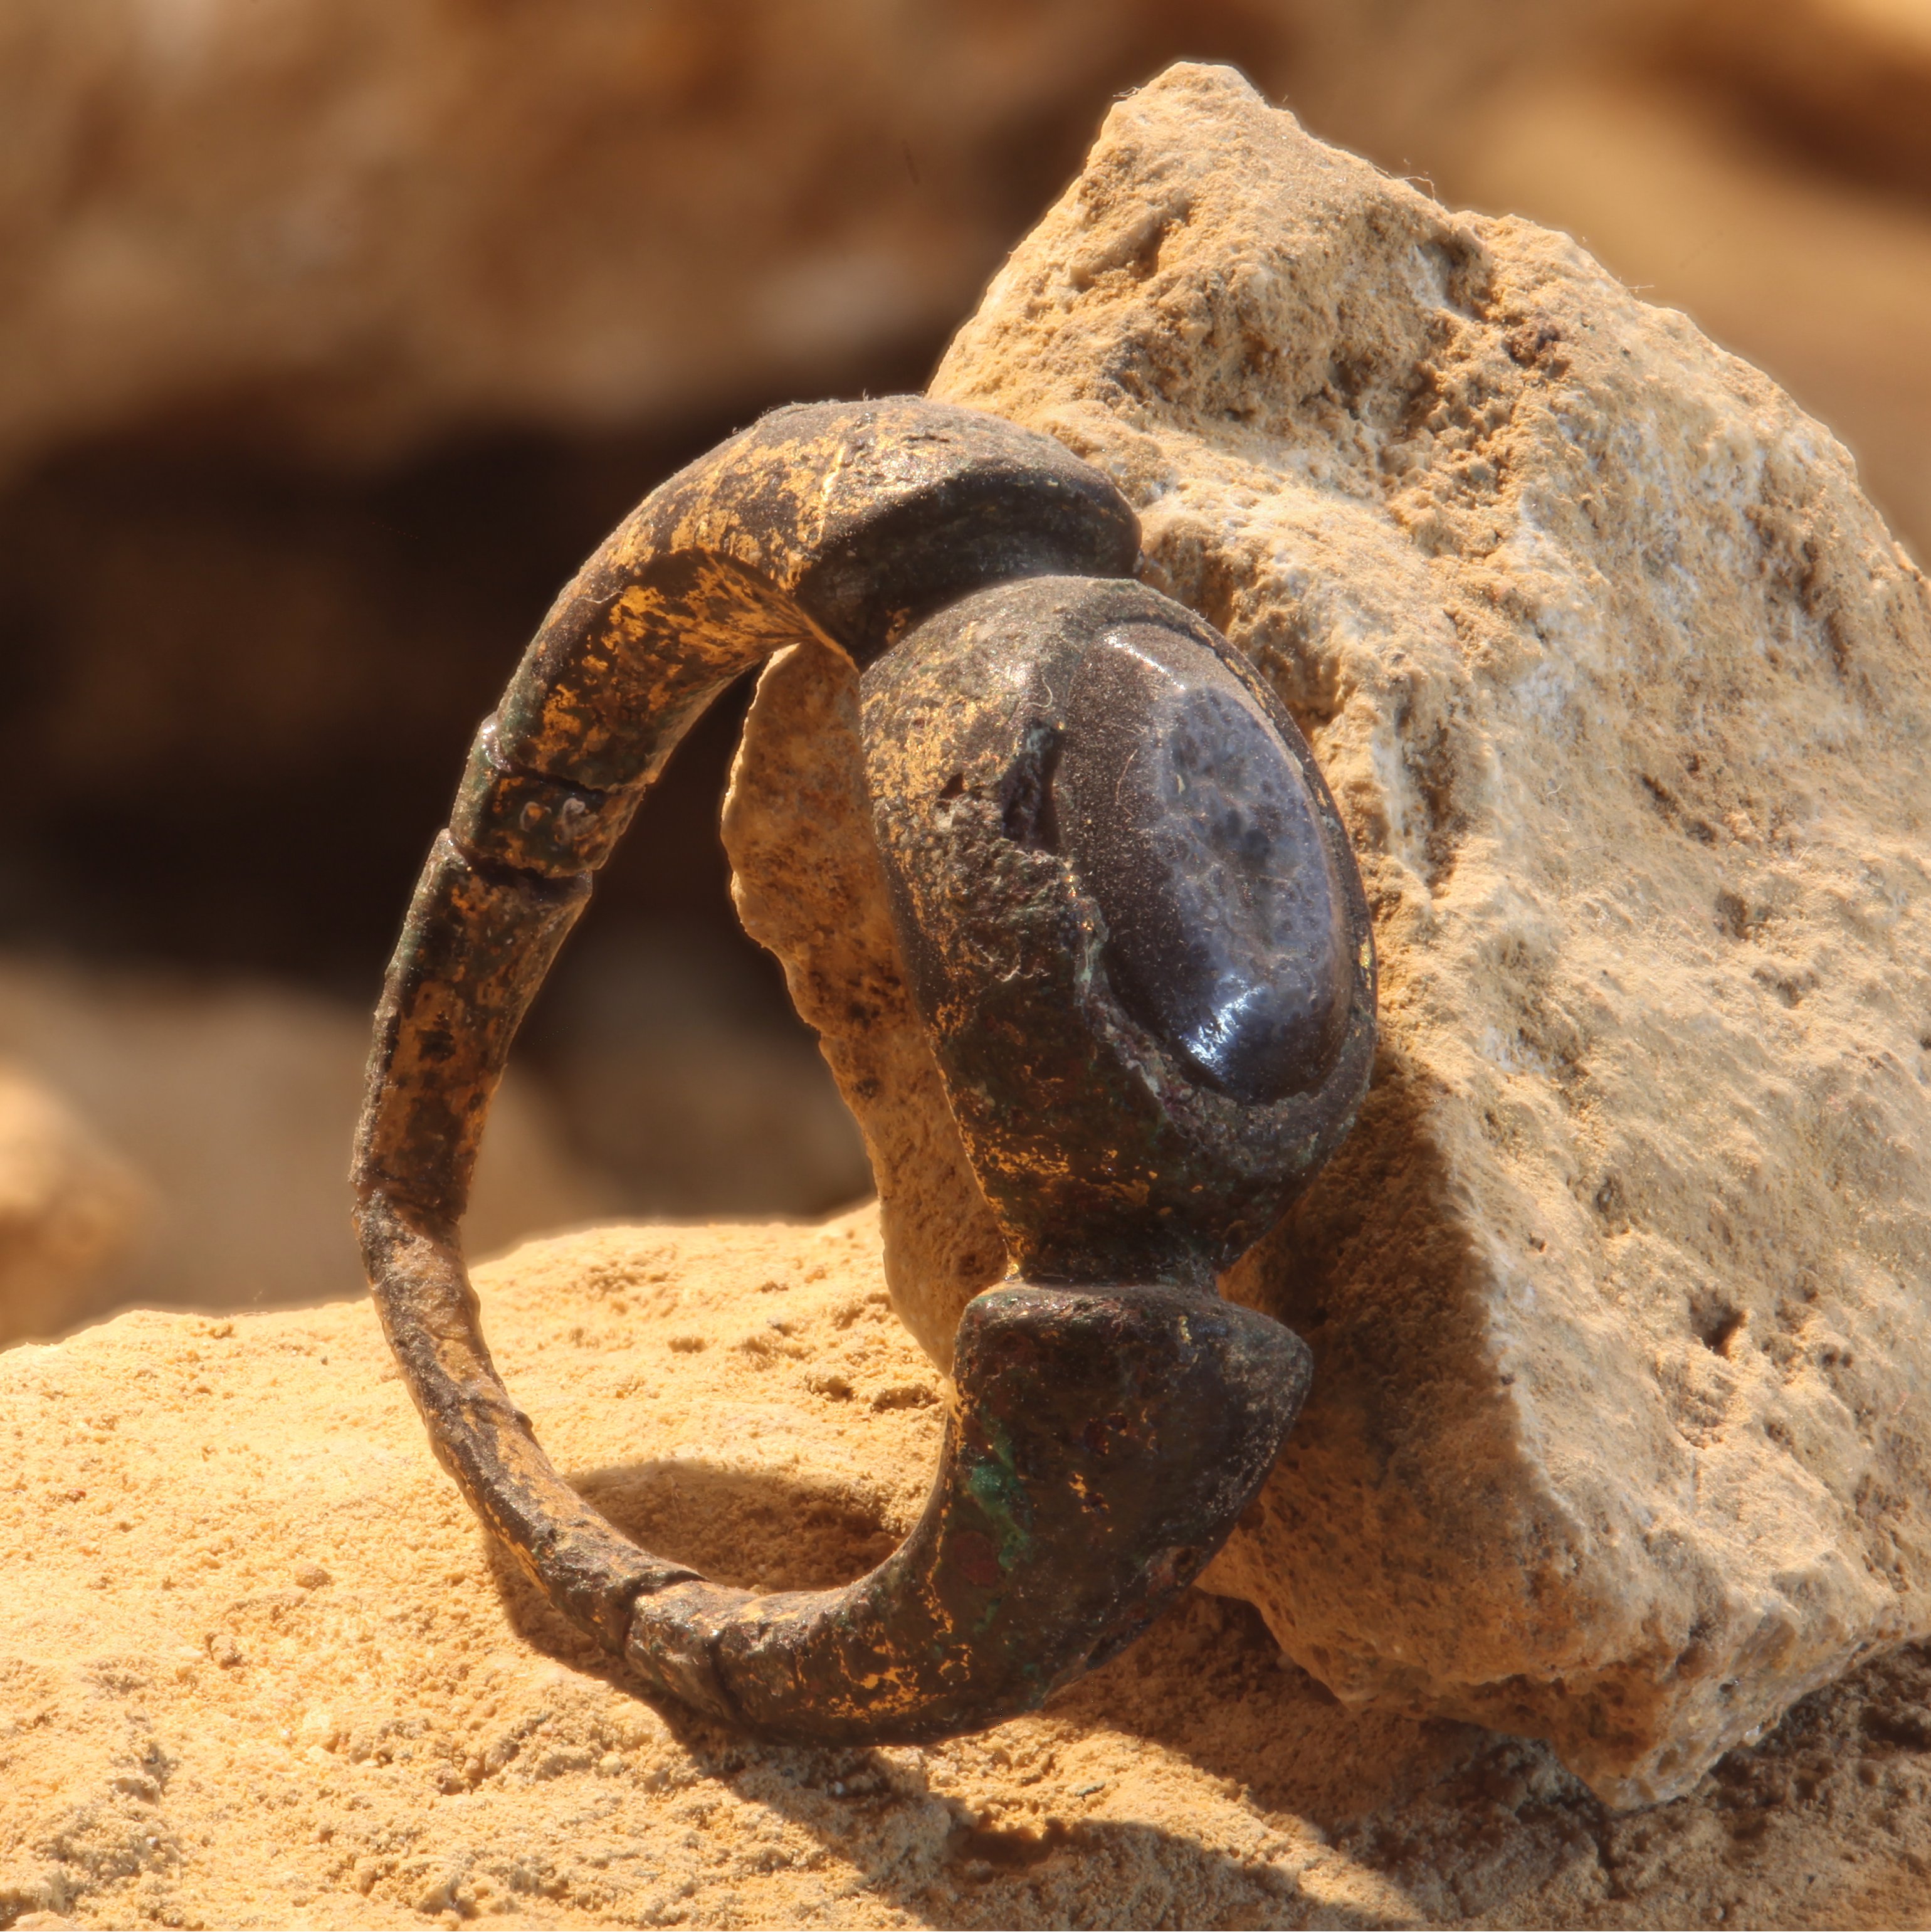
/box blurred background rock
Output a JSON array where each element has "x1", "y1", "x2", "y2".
[{"x1": 0, "y1": 0, "x2": 1923, "y2": 1339}]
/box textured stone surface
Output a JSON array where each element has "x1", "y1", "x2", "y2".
[
  {"x1": 725, "y1": 643, "x2": 1006, "y2": 1365},
  {"x1": 738, "y1": 63, "x2": 1931, "y2": 1803},
  {"x1": 5, "y1": 1210, "x2": 1931, "y2": 1928},
  {"x1": 1446, "y1": 0, "x2": 1931, "y2": 559}
]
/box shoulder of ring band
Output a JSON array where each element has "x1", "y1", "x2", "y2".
[{"x1": 352, "y1": 394, "x2": 1377, "y2": 1745}]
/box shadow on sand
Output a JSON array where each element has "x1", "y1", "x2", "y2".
[{"x1": 480, "y1": 1454, "x2": 1507, "y2": 1929}]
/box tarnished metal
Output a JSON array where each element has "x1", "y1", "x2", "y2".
[{"x1": 353, "y1": 395, "x2": 1376, "y2": 1742}]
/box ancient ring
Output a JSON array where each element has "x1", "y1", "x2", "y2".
[{"x1": 353, "y1": 397, "x2": 1377, "y2": 1743}]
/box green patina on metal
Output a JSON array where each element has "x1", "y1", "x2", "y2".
[{"x1": 964, "y1": 1454, "x2": 1031, "y2": 1571}]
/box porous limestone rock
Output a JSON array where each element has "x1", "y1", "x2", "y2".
[
  {"x1": 1436, "y1": 1, "x2": 1931, "y2": 562},
  {"x1": 725, "y1": 647, "x2": 1006, "y2": 1356},
  {"x1": 4, "y1": 1210, "x2": 1931, "y2": 1928},
  {"x1": 729, "y1": 63, "x2": 1931, "y2": 1803}
]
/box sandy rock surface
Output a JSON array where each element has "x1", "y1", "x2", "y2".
[
  {"x1": 727, "y1": 648, "x2": 1006, "y2": 1362},
  {"x1": 3, "y1": 1210, "x2": 1931, "y2": 1930},
  {"x1": 1256, "y1": 0, "x2": 1931, "y2": 561},
  {"x1": 749, "y1": 63, "x2": 1931, "y2": 1805},
  {"x1": 1432, "y1": 1, "x2": 1931, "y2": 561}
]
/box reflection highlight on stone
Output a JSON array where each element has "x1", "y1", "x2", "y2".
[{"x1": 1057, "y1": 623, "x2": 1351, "y2": 1102}]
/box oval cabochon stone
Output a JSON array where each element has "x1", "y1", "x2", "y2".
[{"x1": 1055, "y1": 622, "x2": 1351, "y2": 1103}]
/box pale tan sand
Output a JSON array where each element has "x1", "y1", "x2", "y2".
[{"x1": 0, "y1": 1210, "x2": 1926, "y2": 1929}]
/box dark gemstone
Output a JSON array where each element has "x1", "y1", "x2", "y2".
[{"x1": 1054, "y1": 623, "x2": 1352, "y2": 1103}]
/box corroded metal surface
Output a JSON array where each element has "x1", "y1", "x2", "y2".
[
  {"x1": 353, "y1": 394, "x2": 1376, "y2": 1742},
  {"x1": 863, "y1": 574, "x2": 1375, "y2": 1290}
]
